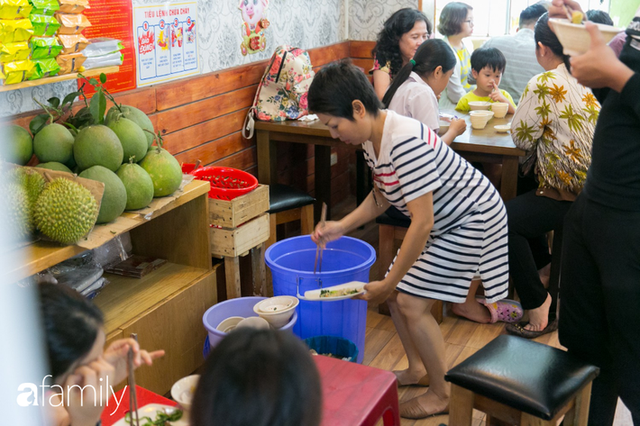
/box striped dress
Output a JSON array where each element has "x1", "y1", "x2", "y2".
[{"x1": 363, "y1": 111, "x2": 509, "y2": 304}]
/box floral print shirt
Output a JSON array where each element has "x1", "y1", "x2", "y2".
[{"x1": 511, "y1": 63, "x2": 600, "y2": 195}]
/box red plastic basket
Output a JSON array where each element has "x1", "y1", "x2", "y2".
[{"x1": 190, "y1": 166, "x2": 258, "y2": 200}]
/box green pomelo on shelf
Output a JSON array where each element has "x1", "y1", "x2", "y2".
[
  {"x1": 106, "y1": 105, "x2": 155, "y2": 148},
  {"x1": 107, "y1": 117, "x2": 148, "y2": 163},
  {"x1": 33, "y1": 123, "x2": 74, "y2": 165},
  {"x1": 4, "y1": 125, "x2": 33, "y2": 165},
  {"x1": 34, "y1": 178, "x2": 98, "y2": 245},
  {"x1": 73, "y1": 125, "x2": 123, "y2": 172},
  {"x1": 79, "y1": 165, "x2": 127, "y2": 223},
  {"x1": 36, "y1": 162, "x2": 73, "y2": 173},
  {"x1": 139, "y1": 147, "x2": 182, "y2": 197},
  {"x1": 116, "y1": 162, "x2": 154, "y2": 210}
]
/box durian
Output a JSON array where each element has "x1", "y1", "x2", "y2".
[
  {"x1": 34, "y1": 178, "x2": 98, "y2": 245},
  {"x1": 10, "y1": 167, "x2": 45, "y2": 210},
  {"x1": 1, "y1": 182, "x2": 33, "y2": 241}
]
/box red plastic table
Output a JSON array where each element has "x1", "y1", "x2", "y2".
[
  {"x1": 314, "y1": 355, "x2": 401, "y2": 426},
  {"x1": 100, "y1": 385, "x2": 178, "y2": 426}
]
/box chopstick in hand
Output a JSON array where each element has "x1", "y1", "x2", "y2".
[
  {"x1": 127, "y1": 333, "x2": 140, "y2": 426},
  {"x1": 313, "y1": 203, "x2": 328, "y2": 274}
]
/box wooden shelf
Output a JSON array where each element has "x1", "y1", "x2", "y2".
[
  {"x1": 93, "y1": 262, "x2": 210, "y2": 336},
  {"x1": 0, "y1": 66, "x2": 120, "y2": 92},
  {"x1": 7, "y1": 179, "x2": 210, "y2": 283}
]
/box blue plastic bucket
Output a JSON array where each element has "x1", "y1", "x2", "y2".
[
  {"x1": 265, "y1": 236, "x2": 375, "y2": 363},
  {"x1": 202, "y1": 296, "x2": 298, "y2": 357}
]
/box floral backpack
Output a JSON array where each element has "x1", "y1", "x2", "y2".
[{"x1": 242, "y1": 45, "x2": 315, "y2": 139}]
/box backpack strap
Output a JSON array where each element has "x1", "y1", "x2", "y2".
[{"x1": 242, "y1": 51, "x2": 280, "y2": 139}]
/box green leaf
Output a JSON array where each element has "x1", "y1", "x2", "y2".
[
  {"x1": 89, "y1": 78, "x2": 98, "y2": 86},
  {"x1": 62, "y1": 92, "x2": 79, "y2": 107},
  {"x1": 99, "y1": 73, "x2": 107, "y2": 84},
  {"x1": 89, "y1": 88, "x2": 107, "y2": 125},
  {"x1": 47, "y1": 97, "x2": 60, "y2": 109},
  {"x1": 29, "y1": 113, "x2": 49, "y2": 135}
]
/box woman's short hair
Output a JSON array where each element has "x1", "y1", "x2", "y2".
[
  {"x1": 438, "y1": 2, "x2": 473, "y2": 37},
  {"x1": 535, "y1": 13, "x2": 571, "y2": 71},
  {"x1": 191, "y1": 329, "x2": 322, "y2": 426},
  {"x1": 38, "y1": 283, "x2": 104, "y2": 381},
  {"x1": 372, "y1": 8, "x2": 432, "y2": 77},
  {"x1": 308, "y1": 60, "x2": 383, "y2": 120},
  {"x1": 585, "y1": 10, "x2": 614, "y2": 26}
]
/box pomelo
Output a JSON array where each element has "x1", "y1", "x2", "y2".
[
  {"x1": 33, "y1": 123, "x2": 74, "y2": 165},
  {"x1": 116, "y1": 162, "x2": 154, "y2": 210},
  {"x1": 73, "y1": 125, "x2": 123, "y2": 172},
  {"x1": 107, "y1": 117, "x2": 148, "y2": 163},
  {"x1": 4, "y1": 125, "x2": 33, "y2": 165},
  {"x1": 36, "y1": 162, "x2": 73, "y2": 173},
  {"x1": 139, "y1": 147, "x2": 182, "y2": 197},
  {"x1": 106, "y1": 105, "x2": 155, "y2": 148},
  {"x1": 80, "y1": 165, "x2": 127, "y2": 223}
]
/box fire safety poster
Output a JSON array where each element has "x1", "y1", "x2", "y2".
[{"x1": 132, "y1": 1, "x2": 199, "y2": 86}]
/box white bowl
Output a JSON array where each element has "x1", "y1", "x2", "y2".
[
  {"x1": 216, "y1": 316, "x2": 244, "y2": 333},
  {"x1": 468, "y1": 101, "x2": 491, "y2": 111},
  {"x1": 491, "y1": 102, "x2": 509, "y2": 118},
  {"x1": 437, "y1": 120, "x2": 450, "y2": 136},
  {"x1": 253, "y1": 296, "x2": 299, "y2": 328},
  {"x1": 171, "y1": 374, "x2": 200, "y2": 412},
  {"x1": 469, "y1": 110, "x2": 494, "y2": 118},
  {"x1": 494, "y1": 124, "x2": 511, "y2": 133},
  {"x1": 548, "y1": 19, "x2": 622, "y2": 56},
  {"x1": 235, "y1": 316, "x2": 271, "y2": 330}
]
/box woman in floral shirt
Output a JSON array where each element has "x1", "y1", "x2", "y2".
[{"x1": 505, "y1": 13, "x2": 600, "y2": 339}]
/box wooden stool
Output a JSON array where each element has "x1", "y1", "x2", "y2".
[
  {"x1": 376, "y1": 208, "x2": 443, "y2": 324},
  {"x1": 265, "y1": 184, "x2": 315, "y2": 295},
  {"x1": 446, "y1": 335, "x2": 599, "y2": 426}
]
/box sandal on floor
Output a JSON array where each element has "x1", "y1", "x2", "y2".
[
  {"x1": 505, "y1": 318, "x2": 558, "y2": 339},
  {"x1": 478, "y1": 298, "x2": 524, "y2": 324},
  {"x1": 393, "y1": 371, "x2": 430, "y2": 387},
  {"x1": 400, "y1": 397, "x2": 449, "y2": 419}
]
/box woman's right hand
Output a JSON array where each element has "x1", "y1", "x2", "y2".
[
  {"x1": 549, "y1": 0, "x2": 583, "y2": 19},
  {"x1": 449, "y1": 118, "x2": 467, "y2": 137},
  {"x1": 311, "y1": 220, "x2": 345, "y2": 248},
  {"x1": 65, "y1": 358, "x2": 114, "y2": 426}
]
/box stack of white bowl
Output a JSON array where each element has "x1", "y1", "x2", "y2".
[
  {"x1": 469, "y1": 110, "x2": 495, "y2": 130},
  {"x1": 253, "y1": 296, "x2": 299, "y2": 328}
]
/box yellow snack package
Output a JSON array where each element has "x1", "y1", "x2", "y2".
[
  {"x1": 58, "y1": 0, "x2": 87, "y2": 14},
  {"x1": 57, "y1": 33, "x2": 87, "y2": 53},
  {"x1": 55, "y1": 12, "x2": 90, "y2": 34},
  {"x1": 0, "y1": 19, "x2": 34, "y2": 43},
  {"x1": 0, "y1": 41, "x2": 30, "y2": 62},
  {"x1": 0, "y1": 0, "x2": 32, "y2": 19},
  {"x1": 55, "y1": 51, "x2": 84, "y2": 73},
  {"x1": 29, "y1": 0, "x2": 60, "y2": 16},
  {"x1": 1, "y1": 59, "x2": 34, "y2": 84},
  {"x1": 30, "y1": 13, "x2": 60, "y2": 36}
]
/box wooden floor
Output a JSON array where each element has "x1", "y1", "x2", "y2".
[{"x1": 329, "y1": 196, "x2": 633, "y2": 426}]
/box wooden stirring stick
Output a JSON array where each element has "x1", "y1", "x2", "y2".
[
  {"x1": 313, "y1": 203, "x2": 328, "y2": 274},
  {"x1": 128, "y1": 333, "x2": 140, "y2": 426}
]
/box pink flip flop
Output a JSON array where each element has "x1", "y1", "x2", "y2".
[{"x1": 478, "y1": 298, "x2": 524, "y2": 324}]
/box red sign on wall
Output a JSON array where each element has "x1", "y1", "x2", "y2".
[{"x1": 80, "y1": 0, "x2": 136, "y2": 96}]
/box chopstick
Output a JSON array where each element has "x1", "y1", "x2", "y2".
[
  {"x1": 127, "y1": 333, "x2": 140, "y2": 426},
  {"x1": 313, "y1": 203, "x2": 327, "y2": 274}
]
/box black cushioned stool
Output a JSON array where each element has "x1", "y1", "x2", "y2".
[
  {"x1": 265, "y1": 184, "x2": 315, "y2": 294},
  {"x1": 376, "y1": 207, "x2": 443, "y2": 324},
  {"x1": 445, "y1": 335, "x2": 599, "y2": 426}
]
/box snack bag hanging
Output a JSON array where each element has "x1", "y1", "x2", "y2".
[
  {"x1": 242, "y1": 45, "x2": 314, "y2": 139},
  {"x1": 0, "y1": 0, "x2": 32, "y2": 19}
]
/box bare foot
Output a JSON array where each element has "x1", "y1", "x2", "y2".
[
  {"x1": 539, "y1": 263, "x2": 551, "y2": 289},
  {"x1": 400, "y1": 390, "x2": 449, "y2": 419},
  {"x1": 393, "y1": 369, "x2": 429, "y2": 386},
  {"x1": 452, "y1": 300, "x2": 491, "y2": 323},
  {"x1": 524, "y1": 293, "x2": 552, "y2": 331}
]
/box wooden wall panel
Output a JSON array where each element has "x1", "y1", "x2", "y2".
[
  {"x1": 112, "y1": 87, "x2": 157, "y2": 114},
  {"x1": 161, "y1": 108, "x2": 249, "y2": 154},
  {"x1": 155, "y1": 85, "x2": 256, "y2": 134},
  {"x1": 172, "y1": 131, "x2": 253, "y2": 165},
  {"x1": 309, "y1": 42, "x2": 350, "y2": 68},
  {"x1": 350, "y1": 41, "x2": 376, "y2": 59}
]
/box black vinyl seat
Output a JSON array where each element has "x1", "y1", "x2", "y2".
[
  {"x1": 268, "y1": 184, "x2": 315, "y2": 213},
  {"x1": 445, "y1": 335, "x2": 599, "y2": 422}
]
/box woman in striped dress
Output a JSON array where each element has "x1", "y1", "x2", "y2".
[{"x1": 308, "y1": 61, "x2": 509, "y2": 419}]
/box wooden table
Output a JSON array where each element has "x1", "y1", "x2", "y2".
[
  {"x1": 315, "y1": 355, "x2": 400, "y2": 426},
  {"x1": 255, "y1": 114, "x2": 525, "y2": 221},
  {"x1": 445, "y1": 110, "x2": 525, "y2": 201}
]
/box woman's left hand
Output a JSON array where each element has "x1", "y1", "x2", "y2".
[{"x1": 354, "y1": 280, "x2": 395, "y2": 305}]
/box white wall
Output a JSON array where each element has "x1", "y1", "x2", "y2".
[{"x1": 348, "y1": 0, "x2": 419, "y2": 41}]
